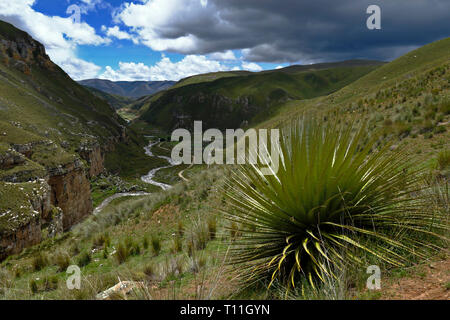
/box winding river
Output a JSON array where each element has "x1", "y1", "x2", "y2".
[
  {"x1": 94, "y1": 140, "x2": 180, "y2": 215},
  {"x1": 141, "y1": 141, "x2": 181, "y2": 190}
]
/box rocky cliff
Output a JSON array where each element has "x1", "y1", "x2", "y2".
[
  {"x1": 0, "y1": 20, "x2": 130, "y2": 260},
  {"x1": 0, "y1": 180, "x2": 51, "y2": 260}
]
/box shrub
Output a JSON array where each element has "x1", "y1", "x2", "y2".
[
  {"x1": 29, "y1": 279, "x2": 38, "y2": 294},
  {"x1": 172, "y1": 236, "x2": 183, "y2": 253},
  {"x1": 143, "y1": 264, "x2": 155, "y2": 278},
  {"x1": 32, "y1": 252, "x2": 48, "y2": 271},
  {"x1": 437, "y1": 150, "x2": 450, "y2": 170},
  {"x1": 207, "y1": 217, "x2": 217, "y2": 240},
  {"x1": 115, "y1": 242, "x2": 129, "y2": 264},
  {"x1": 151, "y1": 235, "x2": 161, "y2": 256},
  {"x1": 77, "y1": 251, "x2": 91, "y2": 267},
  {"x1": 92, "y1": 233, "x2": 111, "y2": 249},
  {"x1": 420, "y1": 120, "x2": 434, "y2": 134},
  {"x1": 128, "y1": 241, "x2": 141, "y2": 256},
  {"x1": 194, "y1": 223, "x2": 209, "y2": 250},
  {"x1": 177, "y1": 221, "x2": 185, "y2": 237},
  {"x1": 142, "y1": 236, "x2": 149, "y2": 250},
  {"x1": 54, "y1": 252, "x2": 70, "y2": 272},
  {"x1": 223, "y1": 115, "x2": 448, "y2": 291},
  {"x1": 438, "y1": 99, "x2": 450, "y2": 115},
  {"x1": 43, "y1": 276, "x2": 58, "y2": 291},
  {"x1": 434, "y1": 126, "x2": 446, "y2": 135}
]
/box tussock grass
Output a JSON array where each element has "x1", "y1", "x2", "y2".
[{"x1": 223, "y1": 114, "x2": 449, "y2": 291}]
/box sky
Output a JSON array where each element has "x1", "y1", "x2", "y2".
[{"x1": 0, "y1": 0, "x2": 448, "y2": 81}]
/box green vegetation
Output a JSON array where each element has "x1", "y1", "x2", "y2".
[
  {"x1": 83, "y1": 86, "x2": 134, "y2": 110},
  {"x1": 138, "y1": 62, "x2": 382, "y2": 132},
  {"x1": 0, "y1": 180, "x2": 49, "y2": 235},
  {"x1": 223, "y1": 115, "x2": 447, "y2": 291},
  {"x1": 0, "y1": 20, "x2": 448, "y2": 300}
]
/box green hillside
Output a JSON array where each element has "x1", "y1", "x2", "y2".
[
  {"x1": 137, "y1": 61, "x2": 383, "y2": 132},
  {"x1": 262, "y1": 38, "x2": 450, "y2": 141},
  {"x1": 0, "y1": 26, "x2": 448, "y2": 301},
  {"x1": 83, "y1": 86, "x2": 134, "y2": 110}
]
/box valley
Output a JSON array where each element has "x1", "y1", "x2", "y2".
[{"x1": 0, "y1": 20, "x2": 448, "y2": 301}]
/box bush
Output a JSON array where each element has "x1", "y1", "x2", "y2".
[
  {"x1": 115, "y1": 242, "x2": 129, "y2": 264},
  {"x1": 32, "y1": 252, "x2": 48, "y2": 271},
  {"x1": 77, "y1": 251, "x2": 91, "y2": 267},
  {"x1": 143, "y1": 264, "x2": 155, "y2": 278},
  {"x1": 142, "y1": 236, "x2": 149, "y2": 250},
  {"x1": 43, "y1": 276, "x2": 58, "y2": 291},
  {"x1": 177, "y1": 221, "x2": 185, "y2": 237},
  {"x1": 92, "y1": 233, "x2": 111, "y2": 249},
  {"x1": 54, "y1": 253, "x2": 70, "y2": 272},
  {"x1": 172, "y1": 236, "x2": 183, "y2": 253},
  {"x1": 151, "y1": 235, "x2": 161, "y2": 256},
  {"x1": 29, "y1": 279, "x2": 38, "y2": 294},
  {"x1": 420, "y1": 120, "x2": 434, "y2": 134},
  {"x1": 438, "y1": 99, "x2": 450, "y2": 115},
  {"x1": 437, "y1": 150, "x2": 450, "y2": 170},
  {"x1": 434, "y1": 125, "x2": 446, "y2": 135},
  {"x1": 207, "y1": 217, "x2": 217, "y2": 240},
  {"x1": 223, "y1": 115, "x2": 448, "y2": 290},
  {"x1": 194, "y1": 223, "x2": 209, "y2": 250}
]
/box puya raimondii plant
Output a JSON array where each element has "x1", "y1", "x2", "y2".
[{"x1": 223, "y1": 114, "x2": 448, "y2": 291}]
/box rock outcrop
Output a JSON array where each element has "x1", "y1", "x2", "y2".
[
  {"x1": 0, "y1": 20, "x2": 130, "y2": 260},
  {"x1": 48, "y1": 160, "x2": 93, "y2": 230},
  {"x1": 0, "y1": 180, "x2": 51, "y2": 260},
  {"x1": 0, "y1": 28, "x2": 54, "y2": 74}
]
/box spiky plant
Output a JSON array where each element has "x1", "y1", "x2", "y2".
[{"x1": 223, "y1": 115, "x2": 448, "y2": 290}]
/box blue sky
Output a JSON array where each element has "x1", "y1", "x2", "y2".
[
  {"x1": 0, "y1": 1, "x2": 448, "y2": 81},
  {"x1": 0, "y1": 0, "x2": 284, "y2": 80}
]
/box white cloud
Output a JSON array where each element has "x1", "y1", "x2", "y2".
[
  {"x1": 241, "y1": 62, "x2": 263, "y2": 72},
  {"x1": 58, "y1": 56, "x2": 102, "y2": 80},
  {"x1": 115, "y1": 0, "x2": 209, "y2": 53},
  {"x1": 0, "y1": 0, "x2": 107, "y2": 79},
  {"x1": 208, "y1": 50, "x2": 237, "y2": 61},
  {"x1": 102, "y1": 25, "x2": 138, "y2": 44},
  {"x1": 100, "y1": 55, "x2": 230, "y2": 81}
]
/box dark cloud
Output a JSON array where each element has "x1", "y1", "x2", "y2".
[{"x1": 141, "y1": 0, "x2": 450, "y2": 63}]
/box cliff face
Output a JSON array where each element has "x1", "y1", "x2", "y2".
[
  {"x1": 0, "y1": 180, "x2": 51, "y2": 260},
  {"x1": 48, "y1": 161, "x2": 93, "y2": 231},
  {"x1": 0, "y1": 20, "x2": 131, "y2": 260}
]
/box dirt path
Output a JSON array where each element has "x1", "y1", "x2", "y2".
[
  {"x1": 382, "y1": 253, "x2": 449, "y2": 300},
  {"x1": 178, "y1": 163, "x2": 194, "y2": 182}
]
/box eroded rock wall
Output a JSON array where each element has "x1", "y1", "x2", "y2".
[
  {"x1": 0, "y1": 180, "x2": 51, "y2": 260},
  {"x1": 48, "y1": 161, "x2": 93, "y2": 231}
]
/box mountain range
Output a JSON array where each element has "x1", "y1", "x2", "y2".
[
  {"x1": 0, "y1": 19, "x2": 449, "y2": 300},
  {"x1": 78, "y1": 79, "x2": 176, "y2": 99}
]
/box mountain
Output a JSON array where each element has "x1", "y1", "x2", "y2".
[
  {"x1": 136, "y1": 60, "x2": 385, "y2": 132},
  {"x1": 0, "y1": 20, "x2": 144, "y2": 260},
  {"x1": 83, "y1": 86, "x2": 135, "y2": 110},
  {"x1": 262, "y1": 37, "x2": 450, "y2": 132},
  {"x1": 78, "y1": 79, "x2": 176, "y2": 98},
  {"x1": 1, "y1": 24, "x2": 449, "y2": 300}
]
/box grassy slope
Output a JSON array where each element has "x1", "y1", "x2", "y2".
[
  {"x1": 138, "y1": 62, "x2": 382, "y2": 132},
  {"x1": 0, "y1": 21, "x2": 158, "y2": 230},
  {"x1": 1, "y1": 39, "x2": 449, "y2": 300},
  {"x1": 83, "y1": 86, "x2": 134, "y2": 110},
  {"x1": 0, "y1": 21, "x2": 126, "y2": 167}
]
